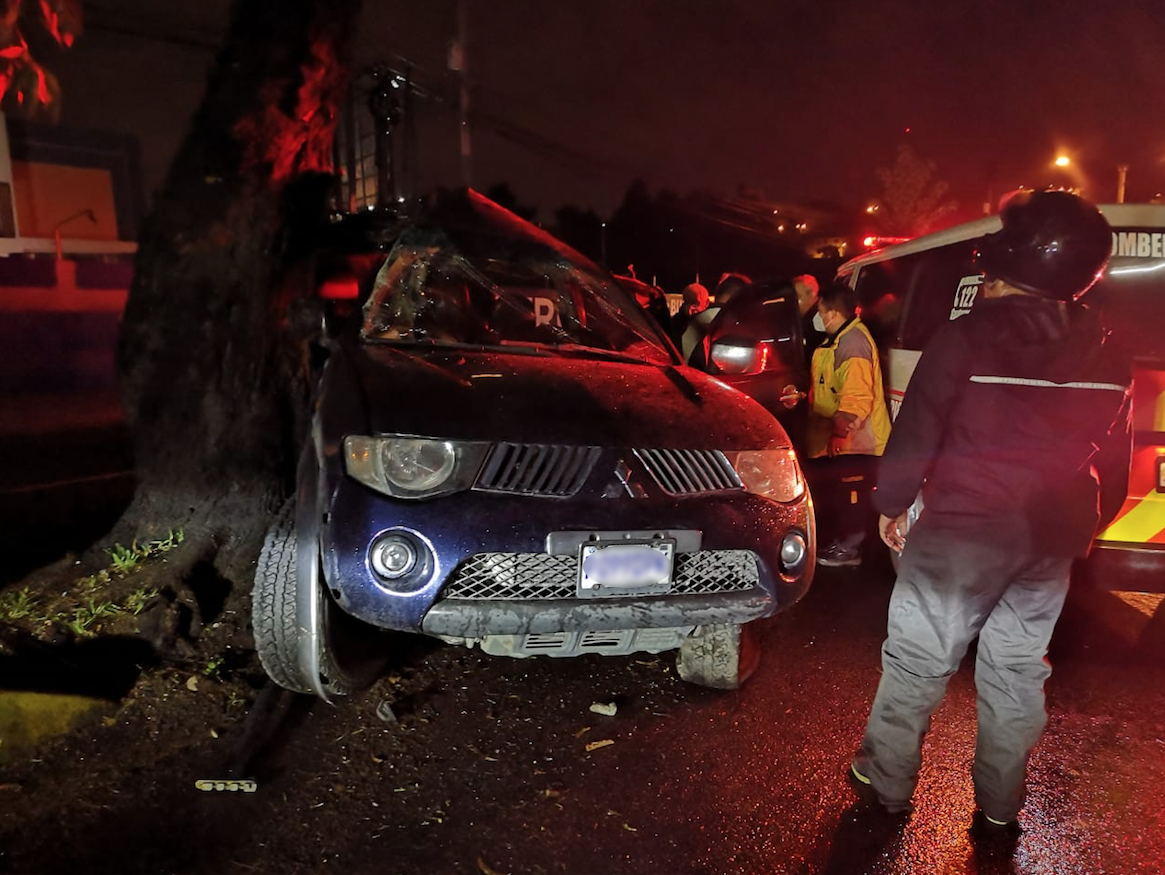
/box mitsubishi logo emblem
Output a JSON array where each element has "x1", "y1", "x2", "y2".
[{"x1": 602, "y1": 459, "x2": 647, "y2": 499}]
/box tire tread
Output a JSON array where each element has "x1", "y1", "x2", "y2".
[
  {"x1": 252, "y1": 500, "x2": 314, "y2": 694},
  {"x1": 675, "y1": 623, "x2": 743, "y2": 690}
]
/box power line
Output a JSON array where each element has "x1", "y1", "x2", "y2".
[{"x1": 85, "y1": 4, "x2": 223, "y2": 52}]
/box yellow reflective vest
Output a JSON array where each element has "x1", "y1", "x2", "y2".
[{"x1": 807, "y1": 317, "x2": 892, "y2": 459}]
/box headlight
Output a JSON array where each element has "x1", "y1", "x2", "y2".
[
  {"x1": 709, "y1": 341, "x2": 772, "y2": 375},
  {"x1": 344, "y1": 435, "x2": 489, "y2": 499},
  {"x1": 725, "y1": 448, "x2": 805, "y2": 503}
]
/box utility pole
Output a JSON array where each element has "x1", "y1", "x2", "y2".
[
  {"x1": 369, "y1": 66, "x2": 401, "y2": 207},
  {"x1": 401, "y1": 65, "x2": 415, "y2": 200},
  {"x1": 449, "y1": 0, "x2": 472, "y2": 187}
]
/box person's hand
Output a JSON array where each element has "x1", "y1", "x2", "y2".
[
  {"x1": 879, "y1": 512, "x2": 909, "y2": 553},
  {"x1": 828, "y1": 412, "x2": 859, "y2": 456},
  {"x1": 832, "y1": 411, "x2": 860, "y2": 436}
]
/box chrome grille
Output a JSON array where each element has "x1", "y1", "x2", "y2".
[
  {"x1": 474, "y1": 443, "x2": 600, "y2": 497},
  {"x1": 634, "y1": 448, "x2": 742, "y2": 495},
  {"x1": 441, "y1": 550, "x2": 759, "y2": 600}
]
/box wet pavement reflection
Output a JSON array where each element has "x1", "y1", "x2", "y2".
[{"x1": 524, "y1": 558, "x2": 1165, "y2": 875}]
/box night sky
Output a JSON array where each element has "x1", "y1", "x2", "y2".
[{"x1": 50, "y1": 0, "x2": 1165, "y2": 220}]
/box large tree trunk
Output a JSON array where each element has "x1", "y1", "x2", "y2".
[{"x1": 111, "y1": 0, "x2": 361, "y2": 626}]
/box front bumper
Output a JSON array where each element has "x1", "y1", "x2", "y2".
[
  {"x1": 320, "y1": 476, "x2": 814, "y2": 635},
  {"x1": 422, "y1": 587, "x2": 773, "y2": 639}
]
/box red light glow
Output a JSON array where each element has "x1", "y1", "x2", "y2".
[
  {"x1": 234, "y1": 23, "x2": 349, "y2": 186},
  {"x1": 863, "y1": 235, "x2": 911, "y2": 249},
  {"x1": 34, "y1": 65, "x2": 48, "y2": 103},
  {"x1": 38, "y1": 1, "x2": 66, "y2": 46},
  {"x1": 319, "y1": 276, "x2": 359, "y2": 300}
]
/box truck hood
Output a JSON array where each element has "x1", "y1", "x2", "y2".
[{"x1": 344, "y1": 345, "x2": 787, "y2": 450}]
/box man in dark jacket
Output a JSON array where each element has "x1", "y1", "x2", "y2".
[{"x1": 850, "y1": 191, "x2": 1133, "y2": 831}]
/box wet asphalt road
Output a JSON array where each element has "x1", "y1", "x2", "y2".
[{"x1": 0, "y1": 393, "x2": 135, "y2": 585}]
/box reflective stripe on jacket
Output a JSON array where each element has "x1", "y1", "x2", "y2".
[{"x1": 807, "y1": 317, "x2": 891, "y2": 458}]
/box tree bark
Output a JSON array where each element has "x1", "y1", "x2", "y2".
[{"x1": 113, "y1": 0, "x2": 361, "y2": 587}]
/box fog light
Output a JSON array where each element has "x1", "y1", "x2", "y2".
[
  {"x1": 779, "y1": 531, "x2": 807, "y2": 574},
  {"x1": 370, "y1": 534, "x2": 418, "y2": 580}
]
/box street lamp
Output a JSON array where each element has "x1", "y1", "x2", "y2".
[
  {"x1": 1055, "y1": 153, "x2": 1128, "y2": 203},
  {"x1": 1047, "y1": 152, "x2": 1084, "y2": 197}
]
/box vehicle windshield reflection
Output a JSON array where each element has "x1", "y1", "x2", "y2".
[{"x1": 360, "y1": 238, "x2": 673, "y2": 367}]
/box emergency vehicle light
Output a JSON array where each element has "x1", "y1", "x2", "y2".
[{"x1": 863, "y1": 235, "x2": 912, "y2": 249}]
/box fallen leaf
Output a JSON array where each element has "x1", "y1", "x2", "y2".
[
  {"x1": 476, "y1": 856, "x2": 509, "y2": 875},
  {"x1": 589, "y1": 702, "x2": 617, "y2": 717},
  {"x1": 186, "y1": 677, "x2": 199, "y2": 691},
  {"x1": 585, "y1": 739, "x2": 615, "y2": 752}
]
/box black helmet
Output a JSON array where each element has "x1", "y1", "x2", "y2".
[{"x1": 974, "y1": 190, "x2": 1112, "y2": 301}]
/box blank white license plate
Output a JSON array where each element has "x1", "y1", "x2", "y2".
[{"x1": 578, "y1": 541, "x2": 674, "y2": 596}]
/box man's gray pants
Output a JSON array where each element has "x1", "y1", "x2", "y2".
[{"x1": 857, "y1": 516, "x2": 1072, "y2": 821}]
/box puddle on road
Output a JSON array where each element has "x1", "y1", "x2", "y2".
[
  {"x1": 0, "y1": 690, "x2": 109, "y2": 762},
  {"x1": 1097, "y1": 591, "x2": 1165, "y2": 646}
]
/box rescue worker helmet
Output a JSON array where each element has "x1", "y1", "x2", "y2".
[{"x1": 974, "y1": 190, "x2": 1112, "y2": 302}]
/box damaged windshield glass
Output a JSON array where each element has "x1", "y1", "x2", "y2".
[{"x1": 360, "y1": 231, "x2": 673, "y2": 366}]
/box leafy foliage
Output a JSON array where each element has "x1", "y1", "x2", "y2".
[{"x1": 0, "y1": 0, "x2": 81, "y2": 121}]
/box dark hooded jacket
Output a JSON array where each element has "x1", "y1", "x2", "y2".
[{"x1": 875, "y1": 295, "x2": 1133, "y2": 557}]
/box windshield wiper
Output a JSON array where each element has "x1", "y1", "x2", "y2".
[
  {"x1": 539, "y1": 343, "x2": 661, "y2": 365},
  {"x1": 362, "y1": 337, "x2": 498, "y2": 354}
]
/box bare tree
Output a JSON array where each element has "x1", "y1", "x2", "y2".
[{"x1": 875, "y1": 143, "x2": 957, "y2": 237}]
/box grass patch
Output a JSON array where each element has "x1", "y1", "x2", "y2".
[
  {"x1": 0, "y1": 587, "x2": 39, "y2": 621},
  {"x1": 57, "y1": 599, "x2": 122, "y2": 637},
  {"x1": 123, "y1": 587, "x2": 159, "y2": 616},
  {"x1": 4, "y1": 529, "x2": 182, "y2": 638},
  {"x1": 77, "y1": 530, "x2": 185, "y2": 592}
]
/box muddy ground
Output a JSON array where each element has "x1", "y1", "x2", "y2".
[{"x1": 0, "y1": 609, "x2": 704, "y2": 875}]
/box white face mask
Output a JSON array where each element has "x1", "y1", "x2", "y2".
[{"x1": 812, "y1": 312, "x2": 826, "y2": 332}]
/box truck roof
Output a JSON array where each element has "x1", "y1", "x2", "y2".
[{"x1": 837, "y1": 203, "x2": 1165, "y2": 276}]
